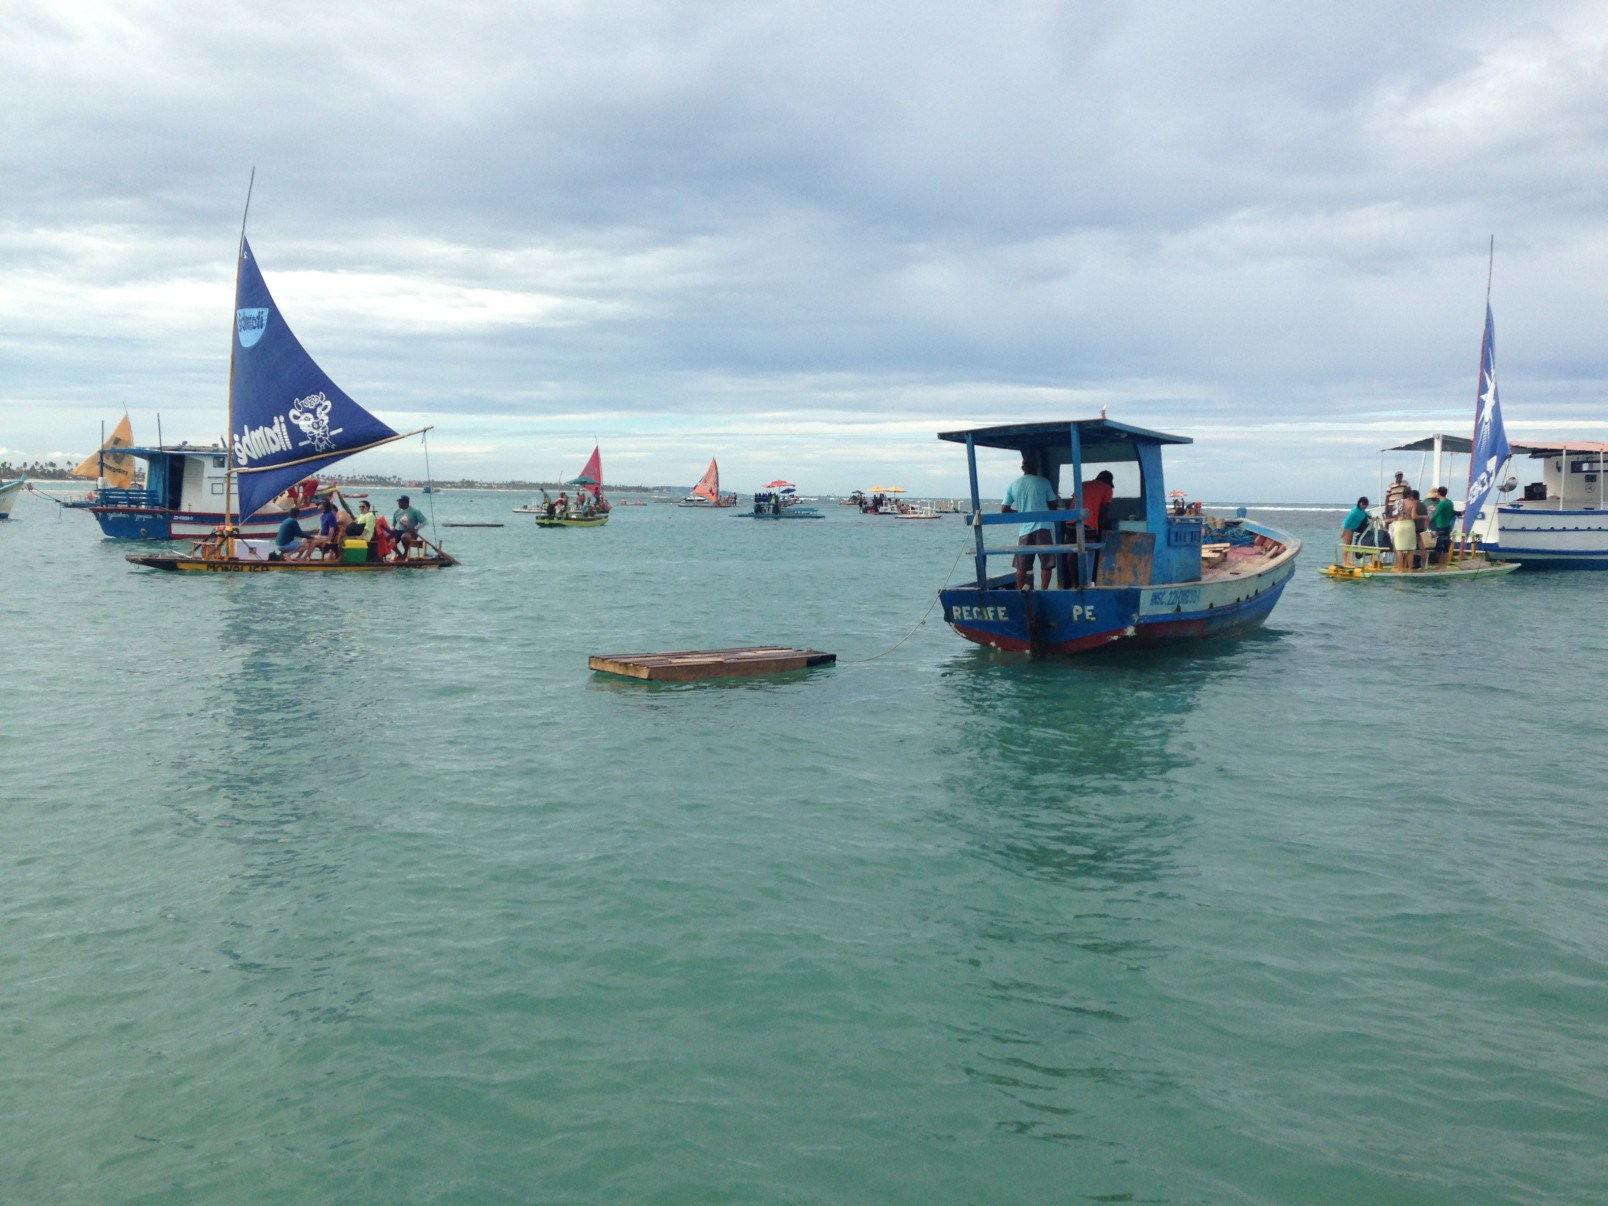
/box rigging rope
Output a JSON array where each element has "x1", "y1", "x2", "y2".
[{"x1": 843, "y1": 535, "x2": 973, "y2": 664}]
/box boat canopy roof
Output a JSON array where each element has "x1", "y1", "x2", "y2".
[
  {"x1": 118, "y1": 444, "x2": 226, "y2": 458},
  {"x1": 1511, "y1": 440, "x2": 1608, "y2": 456},
  {"x1": 1383, "y1": 433, "x2": 1471, "y2": 454},
  {"x1": 937, "y1": 418, "x2": 1191, "y2": 462}
]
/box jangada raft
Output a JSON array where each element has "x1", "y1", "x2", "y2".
[
  {"x1": 127, "y1": 200, "x2": 455, "y2": 573},
  {"x1": 938, "y1": 419, "x2": 1300, "y2": 656}
]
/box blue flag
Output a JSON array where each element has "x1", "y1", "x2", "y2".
[
  {"x1": 231, "y1": 239, "x2": 400, "y2": 519},
  {"x1": 1462, "y1": 303, "x2": 1511, "y2": 534}
]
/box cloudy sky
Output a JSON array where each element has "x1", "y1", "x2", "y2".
[{"x1": 5, "y1": 0, "x2": 1607, "y2": 500}]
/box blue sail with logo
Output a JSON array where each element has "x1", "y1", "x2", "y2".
[
  {"x1": 1461, "y1": 302, "x2": 1512, "y2": 534},
  {"x1": 231, "y1": 238, "x2": 406, "y2": 519}
]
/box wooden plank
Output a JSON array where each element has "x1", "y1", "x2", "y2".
[{"x1": 590, "y1": 645, "x2": 837, "y2": 682}]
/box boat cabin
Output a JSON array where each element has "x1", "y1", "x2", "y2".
[
  {"x1": 1505, "y1": 441, "x2": 1608, "y2": 509},
  {"x1": 939, "y1": 418, "x2": 1203, "y2": 589}
]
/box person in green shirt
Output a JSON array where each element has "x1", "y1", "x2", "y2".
[
  {"x1": 1427, "y1": 486, "x2": 1457, "y2": 568},
  {"x1": 392, "y1": 494, "x2": 427, "y2": 559}
]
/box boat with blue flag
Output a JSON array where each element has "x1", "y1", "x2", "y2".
[
  {"x1": 937, "y1": 418, "x2": 1300, "y2": 656},
  {"x1": 127, "y1": 204, "x2": 455, "y2": 573},
  {"x1": 1458, "y1": 295, "x2": 1608, "y2": 568}
]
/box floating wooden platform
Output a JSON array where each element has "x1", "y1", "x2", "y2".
[{"x1": 590, "y1": 645, "x2": 837, "y2": 682}]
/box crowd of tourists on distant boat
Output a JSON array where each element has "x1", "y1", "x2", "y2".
[
  {"x1": 535, "y1": 486, "x2": 608, "y2": 520},
  {"x1": 269, "y1": 493, "x2": 429, "y2": 562},
  {"x1": 1338, "y1": 470, "x2": 1458, "y2": 572}
]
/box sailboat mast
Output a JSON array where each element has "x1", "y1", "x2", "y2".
[{"x1": 226, "y1": 168, "x2": 256, "y2": 539}]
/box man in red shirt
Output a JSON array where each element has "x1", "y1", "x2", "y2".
[{"x1": 1080, "y1": 470, "x2": 1115, "y2": 538}]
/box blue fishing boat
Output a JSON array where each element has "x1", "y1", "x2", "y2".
[
  {"x1": 938, "y1": 418, "x2": 1300, "y2": 655},
  {"x1": 127, "y1": 191, "x2": 454, "y2": 573}
]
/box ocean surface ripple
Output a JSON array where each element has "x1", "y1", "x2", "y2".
[{"x1": 3, "y1": 495, "x2": 1605, "y2": 1203}]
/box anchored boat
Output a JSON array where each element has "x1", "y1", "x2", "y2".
[
  {"x1": 0, "y1": 475, "x2": 27, "y2": 519},
  {"x1": 938, "y1": 419, "x2": 1300, "y2": 656}
]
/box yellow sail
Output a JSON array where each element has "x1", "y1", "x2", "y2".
[{"x1": 71, "y1": 415, "x2": 136, "y2": 487}]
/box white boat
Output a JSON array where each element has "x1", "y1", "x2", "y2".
[
  {"x1": 1400, "y1": 282, "x2": 1608, "y2": 570},
  {"x1": 1471, "y1": 439, "x2": 1608, "y2": 569},
  {"x1": 0, "y1": 476, "x2": 27, "y2": 519}
]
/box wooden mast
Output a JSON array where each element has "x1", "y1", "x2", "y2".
[{"x1": 224, "y1": 168, "x2": 256, "y2": 555}]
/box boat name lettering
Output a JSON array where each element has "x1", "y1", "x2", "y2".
[
  {"x1": 952, "y1": 605, "x2": 1010, "y2": 622},
  {"x1": 233, "y1": 415, "x2": 293, "y2": 466},
  {"x1": 1149, "y1": 587, "x2": 1202, "y2": 607},
  {"x1": 952, "y1": 604, "x2": 1100, "y2": 624}
]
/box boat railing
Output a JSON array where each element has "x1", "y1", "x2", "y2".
[
  {"x1": 89, "y1": 488, "x2": 162, "y2": 509},
  {"x1": 966, "y1": 508, "x2": 1099, "y2": 558}
]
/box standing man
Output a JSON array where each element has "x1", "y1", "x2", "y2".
[
  {"x1": 1426, "y1": 485, "x2": 1456, "y2": 568},
  {"x1": 1384, "y1": 471, "x2": 1409, "y2": 519},
  {"x1": 392, "y1": 494, "x2": 427, "y2": 560},
  {"x1": 1081, "y1": 469, "x2": 1115, "y2": 541},
  {"x1": 1002, "y1": 454, "x2": 1058, "y2": 591}
]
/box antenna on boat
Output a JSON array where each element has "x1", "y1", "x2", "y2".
[
  {"x1": 223, "y1": 168, "x2": 256, "y2": 555},
  {"x1": 1485, "y1": 235, "x2": 1495, "y2": 305}
]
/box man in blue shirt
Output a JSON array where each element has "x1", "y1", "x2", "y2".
[
  {"x1": 1002, "y1": 454, "x2": 1057, "y2": 590},
  {"x1": 274, "y1": 512, "x2": 311, "y2": 560}
]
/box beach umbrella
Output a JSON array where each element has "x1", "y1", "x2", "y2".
[{"x1": 868, "y1": 486, "x2": 905, "y2": 493}]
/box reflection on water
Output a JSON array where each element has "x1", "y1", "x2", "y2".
[
  {"x1": 147, "y1": 580, "x2": 398, "y2": 1038},
  {"x1": 927, "y1": 646, "x2": 1223, "y2": 1146}
]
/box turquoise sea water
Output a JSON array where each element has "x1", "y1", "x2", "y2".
[{"x1": 3, "y1": 492, "x2": 1606, "y2": 1204}]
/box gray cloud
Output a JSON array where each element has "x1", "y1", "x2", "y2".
[{"x1": 5, "y1": 0, "x2": 1607, "y2": 499}]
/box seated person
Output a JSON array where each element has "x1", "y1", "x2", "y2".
[
  {"x1": 391, "y1": 494, "x2": 426, "y2": 558},
  {"x1": 368, "y1": 514, "x2": 396, "y2": 561},
  {"x1": 311, "y1": 500, "x2": 343, "y2": 559},
  {"x1": 274, "y1": 513, "x2": 312, "y2": 560}
]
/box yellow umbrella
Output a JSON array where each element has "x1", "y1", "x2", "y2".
[{"x1": 868, "y1": 486, "x2": 905, "y2": 493}]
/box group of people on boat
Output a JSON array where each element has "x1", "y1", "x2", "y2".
[
  {"x1": 1339, "y1": 471, "x2": 1458, "y2": 571},
  {"x1": 270, "y1": 493, "x2": 428, "y2": 562},
  {"x1": 538, "y1": 487, "x2": 607, "y2": 520},
  {"x1": 1002, "y1": 455, "x2": 1116, "y2": 590}
]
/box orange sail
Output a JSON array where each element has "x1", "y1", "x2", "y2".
[
  {"x1": 71, "y1": 415, "x2": 136, "y2": 487},
  {"x1": 691, "y1": 458, "x2": 720, "y2": 503}
]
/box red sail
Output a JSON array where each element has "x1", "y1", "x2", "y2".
[
  {"x1": 575, "y1": 445, "x2": 603, "y2": 488},
  {"x1": 692, "y1": 458, "x2": 720, "y2": 502}
]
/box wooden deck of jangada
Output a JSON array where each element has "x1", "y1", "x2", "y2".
[{"x1": 589, "y1": 646, "x2": 837, "y2": 682}]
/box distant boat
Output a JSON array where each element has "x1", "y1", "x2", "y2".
[
  {"x1": 938, "y1": 417, "x2": 1300, "y2": 656},
  {"x1": 679, "y1": 458, "x2": 736, "y2": 507},
  {"x1": 525, "y1": 446, "x2": 612, "y2": 527},
  {"x1": 0, "y1": 475, "x2": 28, "y2": 519},
  {"x1": 127, "y1": 202, "x2": 455, "y2": 573},
  {"x1": 738, "y1": 489, "x2": 823, "y2": 519},
  {"x1": 71, "y1": 415, "x2": 137, "y2": 491}
]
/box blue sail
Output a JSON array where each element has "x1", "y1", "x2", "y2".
[
  {"x1": 231, "y1": 238, "x2": 401, "y2": 519},
  {"x1": 1461, "y1": 303, "x2": 1512, "y2": 534}
]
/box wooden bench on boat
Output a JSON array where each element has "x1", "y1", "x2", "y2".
[{"x1": 590, "y1": 646, "x2": 837, "y2": 682}]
